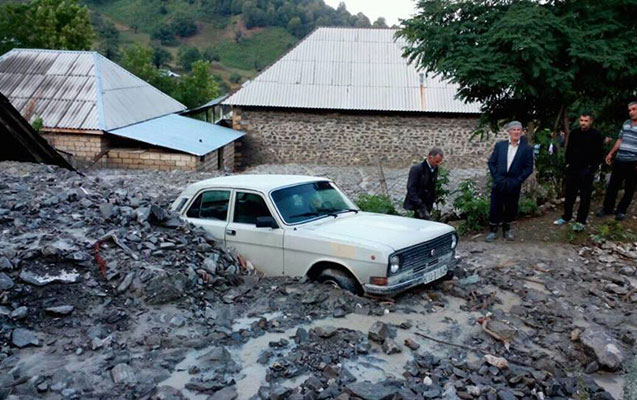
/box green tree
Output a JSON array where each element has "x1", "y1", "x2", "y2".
[
  {"x1": 175, "y1": 60, "x2": 220, "y2": 108},
  {"x1": 0, "y1": 0, "x2": 94, "y2": 55},
  {"x1": 172, "y1": 13, "x2": 197, "y2": 37},
  {"x1": 152, "y1": 46, "x2": 172, "y2": 68},
  {"x1": 177, "y1": 45, "x2": 202, "y2": 72},
  {"x1": 372, "y1": 17, "x2": 388, "y2": 28},
  {"x1": 399, "y1": 0, "x2": 637, "y2": 137},
  {"x1": 121, "y1": 44, "x2": 175, "y2": 95}
]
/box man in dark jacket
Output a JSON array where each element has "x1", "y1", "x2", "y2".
[
  {"x1": 404, "y1": 147, "x2": 444, "y2": 220},
  {"x1": 487, "y1": 121, "x2": 534, "y2": 241},
  {"x1": 554, "y1": 112, "x2": 604, "y2": 230}
]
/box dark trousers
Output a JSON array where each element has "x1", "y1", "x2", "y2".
[
  {"x1": 563, "y1": 167, "x2": 594, "y2": 224},
  {"x1": 489, "y1": 188, "x2": 521, "y2": 231},
  {"x1": 602, "y1": 160, "x2": 637, "y2": 214}
]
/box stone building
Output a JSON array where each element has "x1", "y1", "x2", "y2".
[
  {"x1": 224, "y1": 27, "x2": 494, "y2": 168},
  {"x1": 0, "y1": 49, "x2": 243, "y2": 171}
]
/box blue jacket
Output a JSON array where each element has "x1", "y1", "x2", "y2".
[{"x1": 488, "y1": 140, "x2": 534, "y2": 192}]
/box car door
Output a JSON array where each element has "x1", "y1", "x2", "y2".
[
  {"x1": 225, "y1": 191, "x2": 284, "y2": 276},
  {"x1": 184, "y1": 189, "x2": 232, "y2": 244}
]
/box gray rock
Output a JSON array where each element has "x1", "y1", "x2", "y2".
[
  {"x1": 497, "y1": 390, "x2": 516, "y2": 400},
  {"x1": 99, "y1": 203, "x2": 114, "y2": 219},
  {"x1": 10, "y1": 306, "x2": 28, "y2": 319},
  {"x1": 110, "y1": 363, "x2": 137, "y2": 385},
  {"x1": 144, "y1": 274, "x2": 187, "y2": 304},
  {"x1": 202, "y1": 257, "x2": 217, "y2": 274},
  {"x1": 443, "y1": 383, "x2": 459, "y2": 400},
  {"x1": 382, "y1": 339, "x2": 402, "y2": 355},
  {"x1": 0, "y1": 272, "x2": 14, "y2": 290},
  {"x1": 117, "y1": 272, "x2": 135, "y2": 293},
  {"x1": 619, "y1": 266, "x2": 635, "y2": 276},
  {"x1": 0, "y1": 256, "x2": 12, "y2": 271},
  {"x1": 209, "y1": 386, "x2": 237, "y2": 400},
  {"x1": 314, "y1": 326, "x2": 338, "y2": 338},
  {"x1": 45, "y1": 305, "x2": 74, "y2": 315},
  {"x1": 12, "y1": 328, "x2": 40, "y2": 348},
  {"x1": 170, "y1": 315, "x2": 185, "y2": 328},
  {"x1": 153, "y1": 386, "x2": 186, "y2": 400},
  {"x1": 20, "y1": 268, "x2": 81, "y2": 286},
  {"x1": 346, "y1": 382, "x2": 398, "y2": 400},
  {"x1": 580, "y1": 327, "x2": 625, "y2": 371},
  {"x1": 368, "y1": 321, "x2": 389, "y2": 343}
]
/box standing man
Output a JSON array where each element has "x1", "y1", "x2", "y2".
[
  {"x1": 404, "y1": 147, "x2": 444, "y2": 220},
  {"x1": 553, "y1": 112, "x2": 604, "y2": 230},
  {"x1": 597, "y1": 101, "x2": 637, "y2": 221},
  {"x1": 486, "y1": 121, "x2": 534, "y2": 241}
]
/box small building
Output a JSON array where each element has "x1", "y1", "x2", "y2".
[
  {"x1": 0, "y1": 48, "x2": 243, "y2": 171},
  {"x1": 224, "y1": 27, "x2": 493, "y2": 169}
]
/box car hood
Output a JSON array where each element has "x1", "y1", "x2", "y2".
[{"x1": 297, "y1": 212, "x2": 455, "y2": 251}]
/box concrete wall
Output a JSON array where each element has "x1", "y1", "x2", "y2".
[{"x1": 233, "y1": 108, "x2": 497, "y2": 168}]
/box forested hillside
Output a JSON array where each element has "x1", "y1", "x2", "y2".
[{"x1": 85, "y1": 0, "x2": 388, "y2": 88}]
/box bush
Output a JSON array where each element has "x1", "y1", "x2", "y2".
[
  {"x1": 229, "y1": 72, "x2": 241, "y2": 84},
  {"x1": 355, "y1": 194, "x2": 398, "y2": 215},
  {"x1": 452, "y1": 181, "x2": 490, "y2": 234},
  {"x1": 534, "y1": 128, "x2": 566, "y2": 198},
  {"x1": 518, "y1": 197, "x2": 539, "y2": 217},
  {"x1": 434, "y1": 166, "x2": 450, "y2": 208}
]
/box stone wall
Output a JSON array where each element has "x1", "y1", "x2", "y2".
[{"x1": 233, "y1": 108, "x2": 498, "y2": 168}]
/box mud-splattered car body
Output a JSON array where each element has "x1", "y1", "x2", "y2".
[{"x1": 171, "y1": 175, "x2": 457, "y2": 295}]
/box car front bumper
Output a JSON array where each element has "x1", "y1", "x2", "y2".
[{"x1": 363, "y1": 251, "x2": 457, "y2": 296}]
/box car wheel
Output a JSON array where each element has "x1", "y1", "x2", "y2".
[{"x1": 317, "y1": 268, "x2": 361, "y2": 295}]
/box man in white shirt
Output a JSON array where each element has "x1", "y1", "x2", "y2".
[{"x1": 486, "y1": 121, "x2": 534, "y2": 242}]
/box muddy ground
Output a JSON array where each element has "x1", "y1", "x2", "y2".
[{"x1": 0, "y1": 162, "x2": 636, "y2": 400}]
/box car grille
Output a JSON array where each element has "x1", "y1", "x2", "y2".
[{"x1": 397, "y1": 233, "x2": 453, "y2": 274}]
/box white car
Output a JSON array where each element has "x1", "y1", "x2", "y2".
[{"x1": 171, "y1": 175, "x2": 458, "y2": 296}]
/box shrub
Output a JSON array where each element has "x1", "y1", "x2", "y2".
[
  {"x1": 452, "y1": 181, "x2": 490, "y2": 234},
  {"x1": 434, "y1": 166, "x2": 450, "y2": 208},
  {"x1": 534, "y1": 128, "x2": 566, "y2": 198},
  {"x1": 355, "y1": 194, "x2": 398, "y2": 215},
  {"x1": 518, "y1": 197, "x2": 539, "y2": 217},
  {"x1": 229, "y1": 72, "x2": 241, "y2": 84}
]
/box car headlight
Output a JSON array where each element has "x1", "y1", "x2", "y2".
[
  {"x1": 389, "y1": 255, "x2": 401, "y2": 274},
  {"x1": 451, "y1": 233, "x2": 458, "y2": 249}
]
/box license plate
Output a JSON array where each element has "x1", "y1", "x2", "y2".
[{"x1": 422, "y1": 265, "x2": 448, "y2": 284}]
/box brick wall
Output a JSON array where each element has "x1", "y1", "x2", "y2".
[
  {"x1": 106, "y1": 149, "x2": 199, "y2": 171},
  {"x1": 233, "y1": 108, "x2": 498, "y2": 168},
  {"x1": 41, "y1": 132, "x2": 107, "y2": 164},
  {"x1": 222, "y1": 142, "x2": 235, "y2": 171},
  {"x1": 196, "y1": 150, "x2": 218, "y2": 172}
]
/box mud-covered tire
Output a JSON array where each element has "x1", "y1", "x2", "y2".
[{"x1": 317, "y1": 268, "x2": 361, "y2": 295}]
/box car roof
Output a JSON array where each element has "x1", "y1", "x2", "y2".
[{"x1": 181, "y1": 174, "x2": 330, "y2": 195}]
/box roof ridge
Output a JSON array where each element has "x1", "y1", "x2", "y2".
[{"x1": 93, "y1": 53, "x2": 107, "y2": 130}]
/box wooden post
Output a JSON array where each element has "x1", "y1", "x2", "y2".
[{"x1": 377, "y1": 160, "x2": 389, "y2": 197}]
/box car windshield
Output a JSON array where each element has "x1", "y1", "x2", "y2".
[{"x1": 271, "y1": 181, "x2": 357, "y2": 224}]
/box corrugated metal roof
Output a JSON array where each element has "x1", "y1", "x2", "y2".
[
  {"x1": 224, "y1": 28, "x2": 480, "y2": 114},
  {"x1": 0, "y1": 49, "x2": 186, "y2": 131},
  {"x1": 108, "y1": 114, "x2": 245, "y2": 156}
]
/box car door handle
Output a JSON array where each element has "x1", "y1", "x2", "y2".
[{"x1": 226, "y1": 229, "x2": 236, "y2": 236}]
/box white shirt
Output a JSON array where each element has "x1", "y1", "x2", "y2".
[{"x1": 507, "y1": 141, "x2": 519, "y2": 172}]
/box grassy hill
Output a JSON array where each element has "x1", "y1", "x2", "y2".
[{"x1": 82, "y1": 0, "x2": 384, "y2": 90}]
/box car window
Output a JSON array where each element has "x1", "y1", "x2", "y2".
[
  {"x1": 186, "y1": 190, "x2": 230, "y2": 220},
  {"x1": 272, "y1": 181, "x2": 355, "y2": 224},
  {"x1": 233, "y1": 192, "x2": 272, "y2": 225}
]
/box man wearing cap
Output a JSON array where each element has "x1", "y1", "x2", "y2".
[
  {"x1": 404, "y1": 147, "x2": 444, "y2": 220},
  {"x1": 486, "y1": 121, "x2": 534, "y2": 241}
]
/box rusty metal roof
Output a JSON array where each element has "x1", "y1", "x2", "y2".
[
  {"x1": 224, "y1": 28, "x2": 480, "y2": 114},
  {"x1": 0, "y1": 49, "x2": 186, "y2": 131}
]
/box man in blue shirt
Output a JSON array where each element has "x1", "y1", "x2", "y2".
[{"x1": 597, "y1": 101, "x2": 637, "y2": 221}]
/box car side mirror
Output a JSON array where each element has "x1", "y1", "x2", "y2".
[{"x1": 256, "y1": 216, "x2": 279, "y2": 229}]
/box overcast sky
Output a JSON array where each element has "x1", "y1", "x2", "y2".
[{"x1": 323, "y1": 0, "x2": 418, "y2": 26}]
